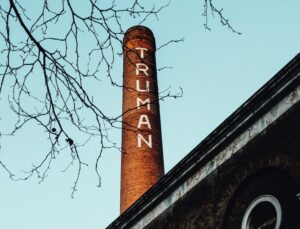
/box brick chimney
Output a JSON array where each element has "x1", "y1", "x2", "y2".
[{"x1": 120, "y1": 26, "x2": 164, "y2": 213}]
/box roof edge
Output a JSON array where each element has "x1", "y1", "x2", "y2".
[{"x1": 107, "y1": 53, "x2": 300, "y2": 228}]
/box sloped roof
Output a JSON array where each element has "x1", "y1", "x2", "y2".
[{"x1": 107, "y1": 53, "x2": 300, "y2": 228}]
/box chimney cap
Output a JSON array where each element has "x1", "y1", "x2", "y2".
[{"x1": 123, "y1": 25, "x2": 155, "y2": 46}]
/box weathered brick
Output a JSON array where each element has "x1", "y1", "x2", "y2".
[{"x1": 120, "y1": 26, "x2": 164, "y2": 213}]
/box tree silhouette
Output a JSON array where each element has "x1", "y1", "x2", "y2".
[
  {"x1": 203, "y1": 0, "x2": 241, "y2": 34},
  {"x1": 0, "y1": 0, "x2": 236, "y2": 196}
]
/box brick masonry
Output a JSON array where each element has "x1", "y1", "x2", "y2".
[
  {"x1": 120, "y1": 26, "x2": 164, "y2": 213},
  {"x1": 145, "y1": 101, "x2": 300, "y2": 228}
]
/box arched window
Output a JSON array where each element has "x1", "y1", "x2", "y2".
[{"x1": 241, "y1": 195, "x2": 282, "y2": 229}]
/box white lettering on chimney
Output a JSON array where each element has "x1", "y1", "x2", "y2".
[
  {"x1": 135, "y1": 47, "x2": 148, "y2": 59},
  {"x1": 137, "y1": 97, "x2": 151, "y2": 110},
  {"x1": 137, "y1": 134, "x2": 152, "y2": 148},
  {"x1": 135, "y1": 47, "x2": 152, "y2": 149},
  {"x1": 137, "y1": 115, "x2": 152, "y2": 129},
  {"x1": 136, "y1": 80, "x2": 150, "y2": 92},
  {"x1": 136, "y1": 63, "x2": 149, "y2": 76}
]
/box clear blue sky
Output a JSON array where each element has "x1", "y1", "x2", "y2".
[{"x1": 0, "y1": 1, "x2": 300, "y2": 228}]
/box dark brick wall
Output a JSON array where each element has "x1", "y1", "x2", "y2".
[{"x1": 146, "y1": 102, "x2": 300, "y2": 228}]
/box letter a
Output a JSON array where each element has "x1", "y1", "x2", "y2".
[{"x1": 137, "y1": 115, "x2": 151, "y2": 129}]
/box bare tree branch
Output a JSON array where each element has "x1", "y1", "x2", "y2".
[
  {"x1": 0, "y1": 0, "x2": 176, "y2": 195},
  {"x1": 0, "y1": 0, "x2": 238, "y2": 195},
  {"x1": 203, "y1": 0, "x2": 241, "y2": 34}
]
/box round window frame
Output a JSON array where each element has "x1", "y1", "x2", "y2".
[{"x1": 241, "y1": 194, "x2": 282, "y2": 229}]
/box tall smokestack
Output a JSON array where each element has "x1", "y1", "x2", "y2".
[{"x1": 120, "y1": 26, "x2": 164, "y2": 213}]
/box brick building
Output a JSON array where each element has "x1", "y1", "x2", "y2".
[{"x1": 109, "y1": 27, "x2": 300, "y2": 228}]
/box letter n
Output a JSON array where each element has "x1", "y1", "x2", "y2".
[{"x1": 137, "y1": 134, "x2": 152, "y2": 148}]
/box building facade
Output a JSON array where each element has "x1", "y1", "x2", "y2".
[{"x1": 109, "y1": 45, "x2": 300, "y2": 227}]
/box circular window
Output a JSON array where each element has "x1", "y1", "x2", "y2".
[{"x1": 241, "y1": 195, "x2": 282, "y2": 229}]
